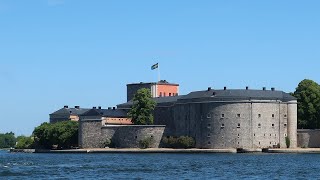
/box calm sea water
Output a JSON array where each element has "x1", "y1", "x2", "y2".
[{"x1": 0, "y1": 150, "x2": 319, "y2": 179}]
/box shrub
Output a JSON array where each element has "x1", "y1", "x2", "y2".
[
  {"x1": 161, "y1": 136, "x2": 195, "y2": 149},
  {"x1": 177, "y1": 136, "x2": 195, "y2": 149},
  {"x1": 139, "y1": 137, "x2": 154, "y2": 149},
  {"x1": 104, "y1": 138, "x2": 115, "y2": 148},
  {"x1": 285, "y1": 136, "x2": 290, "y2": 148}
]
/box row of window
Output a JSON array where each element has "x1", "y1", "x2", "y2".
[
  {"x1": 159, "y1": 92, "x2": 178, "y2": 97},
  {"x1": 208, "y1": 123, "x2": 287, "y2": 128},
  {"x1": 207, "y1": 141, "x2": 281, "y2": 146},
  {"x1": 207, "y1": 133, "x2": 287, "y2": 138},
  {"x1": 207, "y1": 113, "x2": 288, "y2": 119}
]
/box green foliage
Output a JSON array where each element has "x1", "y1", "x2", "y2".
[
  {"x1": 33, "y1": 121, "x2": 78, "y2": 149},
  {"x1": 0, "y1": 132, "x2": 16, "y2": 148},
  {"x1": 162, "y1": 136, "x2": 195, "y2": 149},
  {"x1": 15, "y1": 136, "x2": 34, "y2": 149},
  {"x1": 139, "y1": 137, "x2": 154, "y2": 149},
  {"x1": 285, "y1": 136, "x2": 290, "y2": 148},
  {"x1": 104, "y1": 138, "x2": 115, "y2": 148},
  {"x1": 128, "y1": 88, "x2": 156, "y2": 125},
  {"x1": 293, "y1": 79, "x2": 320, "y2": 129}
]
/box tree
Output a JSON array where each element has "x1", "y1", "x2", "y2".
[
  {"x1": 16, "y1": 136, "x2": 34, "y2": 149},
  {"x1": 293, "y1": 79, "x2": 320, "y2": 129},
  {"x1": 0, "y1": 132, "x2": 16, "y2": 148},
  {"x1": 33, "y1": 121, "x2": 78, "y2": 149},
  {"x1": 128, "y1": 88, "x2": 156, "y2": 125}
]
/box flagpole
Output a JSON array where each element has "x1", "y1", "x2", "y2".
[{"x1": 158, "y1": 63, "x2": 160, "y2": 82}]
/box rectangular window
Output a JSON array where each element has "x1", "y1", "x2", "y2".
[
  {"x1": 237, "y1": 123, "x2": 241, "y2": 128},
  {"x1": 284, "y1": 114, "x2": 287, "y2": 118},
  {"x1": 258, "y1": 114, "x2": 261, "y2": 118},
  {"x1": 284, "y1": 123, "x2": 287, "y2": 127},
  {"x1": 258, "y1": 123, "x2": 261, "y2": 128},
  {"x1": 272, "y1": 114, "x2": 275, "y2": 118},
  {"x1": 207, "y1": 124, "x2": 211, "y2": 128},
  {"x1": 159, "y1": 92, "x2": 162, "y2": 97},
  {"x1": 237, "y1": 114, "x2": 241, "y2": 118},
  {"x1": 272, "y1": 124, "x2": 275, "y2": 127},
  {"x1": 221, "y1": 124, "x2": 225, "y2": 128},
  {"x1": 164, "y1": 92, "x2": 166, "y2": 97},
  {"x1": 221, "y1": 114, "x2": 225, "y2": 118},
  {"x1": 169, "y1": 93, "x2": 171, "y2": 96}
]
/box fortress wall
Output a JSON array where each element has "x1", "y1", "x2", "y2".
[
  {"x1": 79, "y1": 119, "x2": 103, "y2": 148},
  {"x1": 287, "y1": 101, "x2": 298, "y2": 148},
  {"x1": 154, "y1": 107, "x2": 174, "y2": 135},
  {"x1": 297, "y1": 129, "x2": 320, "y2": 148},
  {"x1": 127, "y1": 84, "x2": 153, "y2": 101},
  {"x1": 200, "y1": 102, "x2": 252, "y2": 149},
  {"x1": 100, "y1": 126, "x2": 118, "y2": 142},
  {"x1": 279, "y1": 104, "x2": 288, "y2": 148},
  {"x1": 251, "y1": 102, "x2": 280, "y2": 148},
  {"x1": 170, "y1": 100, "x2": 293, "y2": 149},
  {"x1": 101, "y1": 125, "x2": 165, "y2": 148}
]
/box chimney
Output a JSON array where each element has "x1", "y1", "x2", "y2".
[
  {"x1": 263, "y1": 87, "x2": 266, "y2": 91},
  {"x1": 208, "y1": 87, "x2": 211, "y2": 91},
  {"x1": 212, "y1": 92, "x2": 216, "y2": 96},
  {"x1": 108, "y1": 107, "x2": 112, "y2": 110},
  {"x1": 113, "y1": 107, "x2": 116, "y2": 110},
  {"x1": 246, "y1": 86, "x2": 249, "y2": 90},
  {"x1": 224, "y1": 86, "x2": 227, "y2": 90},
  {"x1": 93, "y1": 107, "x2": 96, "y2": 109},
  {"x1": 64, "y1": 105, "x2": 68, "y2": 108},
  {"x1": 98, "y1": 106, "x2": 102, "y2": 109},
  {"x1": 271, "y1": 87, "x2": 275, "y2": 91},
  {"x1": 75, "y1": 106, "x2": 80, "y2": 109}
]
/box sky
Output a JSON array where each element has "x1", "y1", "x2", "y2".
[{"x1": 0, "y1": 0, "x2": 319, "y2": 136}]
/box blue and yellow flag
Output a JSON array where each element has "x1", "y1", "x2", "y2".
[{"x1": 151, "y1": 63, "x2": 159, "y2": 70}]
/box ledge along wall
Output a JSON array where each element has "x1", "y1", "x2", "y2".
[{"x1": 79, "y1": 117, "x2": 165, "y2": 149}]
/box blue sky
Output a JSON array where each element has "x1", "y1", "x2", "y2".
[{"x1": 0, "y1": 0, "x2": 319, "y2": 135}]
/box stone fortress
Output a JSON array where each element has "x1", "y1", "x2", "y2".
[
  {"x1": 119, "y1": 85, "x2": 297, "y2": 149},
  {"x1": 51, "y1": 80, "x2": 320, "y2": 149}
]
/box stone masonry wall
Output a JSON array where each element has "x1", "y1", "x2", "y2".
[
  {"x1": 169, "y1": 100, "x2": 293, "y2": 149},
  {"x1": 101, "y1": 125, "x2": 165, "y2": 148},
  {"x1": 297, "y1": 129, "x2": 320, "y2": 148},
  {"x1": 79, "y1": 119, "x2": 102, "y2": 148},
  {"x1": 79, "y1": 117, "x2": 165, "y2": 148}
]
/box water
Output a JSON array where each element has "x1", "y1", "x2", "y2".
[{"x1": 0, "y1": 150, "x2": 319, "y2": 179}]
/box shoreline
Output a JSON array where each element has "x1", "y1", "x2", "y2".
[{"x1": 9, "y1": 148, "x2": 320, "y2": 154}]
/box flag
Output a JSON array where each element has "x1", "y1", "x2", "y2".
[{"x1": 151, "y1": 63, "x2": 159, "y2": 70}]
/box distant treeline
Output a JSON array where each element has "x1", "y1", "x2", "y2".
[{"x1": 0, "y1": 121, "x2": 78, "y2": 149}]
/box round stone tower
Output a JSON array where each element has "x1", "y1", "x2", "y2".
[{"x1": 287, "y1": 100, "x2": 298, "y2": 148}]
